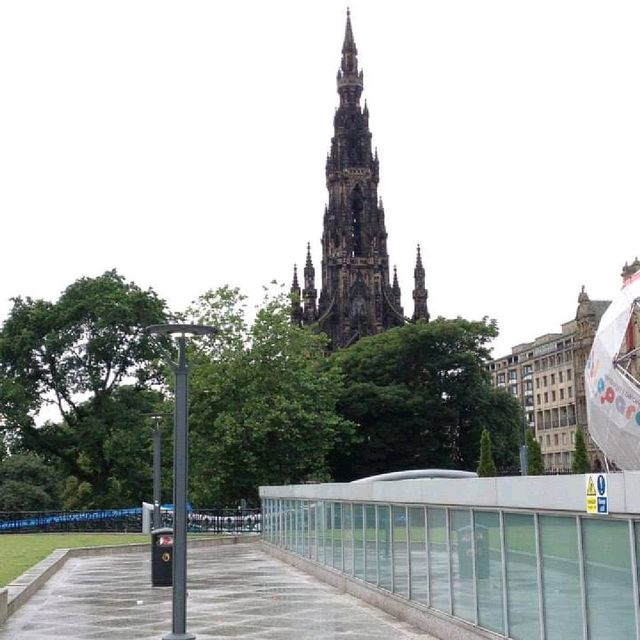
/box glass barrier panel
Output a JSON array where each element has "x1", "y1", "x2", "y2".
[
  {"x1": 475, "y1": 510, "x2": 504, "y2": 635},
  {"x1": 343, "y1": 503, "x2": 354, "y2": 575},
  {"x1": 450, "y1": 509, "x2": 475, "y2": 623},
  {"x1": 309, "y1": 501, "x2": 317, "y2": 560},
  {"x1": 333, "y1": 502, "x2": 343, "y2": 571},
  {"x1": 428, "y1": 507, "x2": 450, "y2": 613},
  {"x1": 365, "y1": 504, "x2": 377, "y2": 584},
  {"x1": 539, "y1": 515, "x2": 582, "y2": 640},
  {"x1": 317, "y1": 501, "x2": 325, "y2": 564},
  {"x1": 378, "y1": 505, "x2": 392, "y2": 591},
  {"x1": 325, "y1": 502, "x2": 334, "y2": 566},
  {"x1": 302, "y1": 501, "x2": 309, "y2": 557},
  {"x1": 583, "y1": 518, "x2": 635, "y2": 640},
  {"x1": 504, "y1": 513, "x2": 540, "y2": 640},
  {"x1": 354, "y1": 503, "x2": 365, "y2": 579},
  {"x1": 393, "y1": 505, "x2": 409, "y2": 597},
  {"x1": 409, "y1": 507, "x2": 428, "y2": 604}
]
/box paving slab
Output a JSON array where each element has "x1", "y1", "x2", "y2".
[{"x1": 0, "y1": 543, "x2": 437, "y2": 639}]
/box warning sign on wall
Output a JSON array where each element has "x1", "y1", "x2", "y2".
[{"x1": 586, "y1": 474, "x2": 608, "y2": 515}]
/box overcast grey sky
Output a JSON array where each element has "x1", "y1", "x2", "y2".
[{"x1": 1, "y1": 1, "x2": 638, "y2": 357}]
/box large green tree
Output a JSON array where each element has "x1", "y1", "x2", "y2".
[
  {"x1": 0, "y1": 452, "x2": 63, "y2": 511},
  {"x1": 0, "y1": 270, "x2": 169, "y2": 506},
  {"x1": 187, "y1": 286, "x2": 355, "y2": 506},
  {"x1": 328, "y1": 318, "x2": 521, "y2": 480}
]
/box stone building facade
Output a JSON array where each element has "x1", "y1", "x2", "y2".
[
  {"x1": 488, "y1": 288, "x2": 611, "y2": 472},
  {"x1": 290, "y1": 12, "x2": 429, "y2": 350}
]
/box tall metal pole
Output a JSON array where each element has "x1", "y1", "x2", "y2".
[
  {"x1": 164, "y1": 336, "x2": 195, "y2": 640},
  {"x1": 520, "y1": 388, "x2": 529, "y2": 476},
  {"x1": 152, "y1": 422, "x2": 162, "y2": 531}
]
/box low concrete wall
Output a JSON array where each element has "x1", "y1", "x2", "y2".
[
  {"x1": 263, "y1": 541, "x2": 501, "y2": 640},
  {"x1": 260, "y1": 471, "x2": 640, "y2": 516},
  {"x1": 0, "y1": 589, "x2": 7, "y2": 626},
  {"x1": 2, "y1": 534, "x2": 259, "y2": 624}
]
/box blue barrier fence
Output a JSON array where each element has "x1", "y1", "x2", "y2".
[{"x1": 0, "y1": 507, "x2": 261, "y2": 534}]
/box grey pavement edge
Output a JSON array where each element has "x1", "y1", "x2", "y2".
[{"x1": 0, "y1": 541, "x2": 438, "y2": 639}]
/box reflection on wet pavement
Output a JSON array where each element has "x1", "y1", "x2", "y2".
[{"x1": 0, "y1": 543, "x2": 436, "y2": 639}]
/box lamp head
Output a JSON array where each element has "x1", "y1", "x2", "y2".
[{"x1": 146, "y1": 323, "x2": 218, "y2": 338}]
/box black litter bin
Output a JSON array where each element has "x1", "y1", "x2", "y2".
[{"x1": 151, "y1": 527, "x2": 173, "y2": 587}]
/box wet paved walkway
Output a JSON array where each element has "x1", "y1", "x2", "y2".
[{"x1": 0, "y1": 543, "x2": 437, "y2": 639}]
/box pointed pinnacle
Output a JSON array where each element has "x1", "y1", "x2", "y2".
[
  {"x1": 342, "y1": 8, "x2": 357, "y2": 55},
  {"x1": 306, "y1": 243, "x2": 313, "y2": 267},
  {"x1": 292, "y1": 264, "x2": 300, "y2": 289}
]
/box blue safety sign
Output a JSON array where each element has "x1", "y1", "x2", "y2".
[{"x1": 597, "y1": 474, "x2": 606, "y2": 496}]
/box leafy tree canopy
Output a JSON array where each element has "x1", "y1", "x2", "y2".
[
  {"x1": 328, "y1": 318, "x2": 521, "y2": 480},
  {"x1": 0, "y1": 452, "x2": 62, "y2": 511},
  {"x1": 0, "y1": 270, "x2": 167, "y2": 452},
  {"x1": 187, "y1": 285, "x2": 356, "y2": 506}
]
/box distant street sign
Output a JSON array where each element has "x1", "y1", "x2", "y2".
[{"x1": 586, "y1": 473, "x2": 608, "y2": 514}]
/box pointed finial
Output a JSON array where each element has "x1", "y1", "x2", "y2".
[
  {"x1": 306, "y1": 242, "x2": 313, "y2": 267},
  {"x1": 415, "y1": 244, "x2": 424, "y2": 268},
  {"x1": 342, "y1": 7, "x2": 357, "y2": 55},
  {"x1": 292, "y1": 264, "x2": 300, "y2": 289}
]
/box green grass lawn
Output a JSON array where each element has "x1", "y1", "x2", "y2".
[{"x1": 0, "y1": 533, "x2": 150, "y2": 588}]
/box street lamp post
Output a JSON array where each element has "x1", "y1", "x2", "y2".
[
  {"x1": 145, "y1": 414, "x2": 166, "y2": 530},
  {"x1": 520, "y1": 374, "x2": 529, "y2": 476},
  {"x1": 147, "y1": 323, "x2": 217, "y2": 640}
]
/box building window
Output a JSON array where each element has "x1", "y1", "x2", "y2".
[
  {"x1": 568, "y1": 386, "x2": 573, "y2": 398},
  {"x1": 559, "y1": 371, "x2": 563, "y2": 383},
  {"x1": 543, "y1": 376, "x2": 548, "y2": 387},
  {"x1": 544, "y1": 392, "x2": 548, "y2": 403},
  {"x1": 552, "y1": 390, "x2": 556, "y2": 402},
  {"x1": 571, "y1": 432, "x2": 576, "y2": 444},
  {"x1": 497, "y1": 373, "x2": 505, "y2": 385},
  {"x1": 567, "y1": 369, "x2": 572, "y2": 381},
  {"x1": 554, "y1": 434, "x2": 559, "y2": 445},
  {"x1": 546, "y1": 435, "x2": 551, "y2": 446},
  {"x1": 508, "y1": 370, "x2": 517, "y2": 382},
  {"x1": 560, "y1": 388, "x2": 565, "y2": 400},
  {"x1": 562, "y1": 433, "x2": 567, "y2": 445},
  {"x1": 551, "y1": 373, "x2": 555, "y2": 385},
  {"x1": 537, "y1": 394, "x2": 541, "y2": 404},
  {"x1": 536, "y1": 378, "x2": 540, "y2": 389}
]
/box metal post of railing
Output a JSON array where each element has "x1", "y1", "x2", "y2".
[
  {"x1": 499, "y1": 511, "x2": 509, "y2": 638},
  {"x1": 534, "y1": 513, "x2": 546, "y2": 640},
  {"x1": 576, "y1": 515, "x2": 588, "y2": 640},
  {"x1": 628, "y1": 520, "x2": 640, "y2": 640},
  {"x1": 446, "y1": 508, "x2": 453, "y2": 615},
  {"x1": 470, "y1": 509, "x2": 478, "y2": 626},
  {"x1": 425, "y1": 506, "x2": 431, "y2": 606}
]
